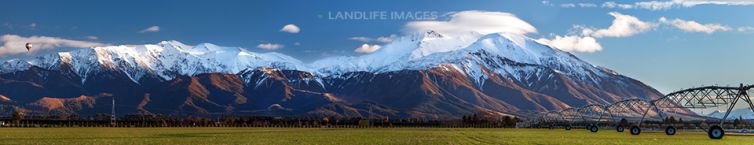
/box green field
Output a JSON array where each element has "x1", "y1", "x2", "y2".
[{"x1": 0, "y1": 127, "x2": 752, "y2": 144}]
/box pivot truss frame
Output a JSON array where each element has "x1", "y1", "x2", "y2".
[
  {"x1": 652, "y1": 84, "x2": 754, "y2": 126},
  {"x1": 537, "y1": 84, "x2": 754, "y2": 130},
  {"x1": 577, "y1": 104, "x2": 610, "y2": 126},
  {"x1": 604, "y1": 99, "x2": 656, "y2": 126},
  {"x1": 558, "y1": 108, "x2": 581, "y2": 126},
  {"x1": 539, "y1": 111, "x2": 562, "y2": 125}
]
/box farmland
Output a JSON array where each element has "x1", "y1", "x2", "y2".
[{"x1": 0, "y1": 127, "x2": 752, "y2": 144}]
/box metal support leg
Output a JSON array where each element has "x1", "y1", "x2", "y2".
[
  {"x1": 720, "y1": 93, "x2": 740, "y2": 126},
  {"x1": 638, "y1": 104, "x2": 652, "y2": 128}
]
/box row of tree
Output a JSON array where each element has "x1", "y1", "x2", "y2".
[
  {"x1": 461, "y1": 113, "x2": 520, "y2": 128},
  {"x1": 1, "y1": 112, "x2": 523, "y2": 128}
]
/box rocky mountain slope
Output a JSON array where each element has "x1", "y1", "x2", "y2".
[{"x1": 0, "y1": 31, "x2": 684, "y2": 119}]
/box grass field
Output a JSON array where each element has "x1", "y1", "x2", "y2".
[{"x1": 0, "y1": 127, "x2": 753, "y2": 144}]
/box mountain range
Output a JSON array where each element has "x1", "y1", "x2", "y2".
[
  {"x1": 707, "y1": 108, "x2": 754, "y2": 120},
  {"x1": 0, "y1": 31, "x2": 683, "y2": 119}
]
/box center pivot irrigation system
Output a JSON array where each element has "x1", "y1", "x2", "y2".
[{"x1": 531, "y1": 84, "x2": 754, "y2": 139}]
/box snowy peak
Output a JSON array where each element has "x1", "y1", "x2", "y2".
[
  {"x1": 310, "y1": 32, "x2": 611, "y2": 85},
  {"x1": 1, "y1": 32, "x2": 619, "y2": 89},
  {"x1": 464, "y1": 33, "x2": 593, "y2": 71},
  {"x1": 460, "y1": 33, "x2": 609, "y2": 83},
  {"x1": 467, "y1": 33, "x2": 552, "y2": 64},
  {"x1": 1, "y1": 41, "x2": 306, "y2": 83},
  {"x1": 409, "y1": 31, "x2": 481, "y2": 60},
  {"x1": 707, "y1": 108, "x2": 754, "y2": 119},
  {"x1": 424, "y1": 30, "x2": 444, "y2": 39},
  {"x1": 0, "y1": 59, "x2": 32, "y2": 72}
]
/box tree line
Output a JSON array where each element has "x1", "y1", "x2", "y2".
[{"x1": 0, "y1": 112, "x2": 522, "y2": 128}]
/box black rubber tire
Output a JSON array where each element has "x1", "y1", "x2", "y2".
[
  {"x1": 616, "y1": 126, "x2": 624, "y2": 132},
  {"x1": 565, "y1": 125, "x2": 572, "y2": 130},
  {"x1": 665, "y1": 126, "x2": 676, "y2": 135},
  {"x1": 590, "y1": 125, "x2": 599, "y2": 132},
  {"x1": 708, "y1": 125, "x2": 724, "y2": 139},
  {"x1": 630, "y1": 126, "x2": 641, "y2": 135}
]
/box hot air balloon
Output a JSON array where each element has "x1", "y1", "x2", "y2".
[{"x1": 25, "y1": 43, "x2": 32, "y2": 52}]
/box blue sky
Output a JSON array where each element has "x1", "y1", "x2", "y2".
[{"x1": 1, "y1": 0, "x2": 753, "y2": 93}]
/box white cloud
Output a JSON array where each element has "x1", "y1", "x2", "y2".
[
  {"x1": 581, "y1": 12, "x2": 655, "y2": 38},
  {"x1": 578, "y1": 3, "x2": 599, "y2": 7},
  {"x1": 0, "y1": 34, "x2": 105, "y2": 56},
  {"x1": 354, "y1": 44, "x2": 381, "y2": 54},
  {"x1": 404, "y1": 10, "x2": 537, "y2": 36},
  {"x1": 680, "y1": 0, "x2": 754, "y2": 6},
  {"x1": 602, "y1": 2, "x2": 618, "y2": 8},
  {"x1": 737, "y1": 26, "x2": 754, "y2": 32},
  {"x1": 280, "y1": 24, "x2": 300, "y2": 33},
  {"x1": 139, "y1": 26, "x2": 160, "y2": 33},
  {"x1": 376, "y1": 34, "x2": 398, "y2": 43},
  {"x1": 560, "y1": 3, "x2": 577, "y2": 8},
  {"x1": 559, "y1": 3, "x2": 599, "y2": 8},
  {"x1": 537, "y1": 11, "x2": 745, "y2": 53},
  {"x1": 602, "y1": 2, "x2": 635, "y2": 9},
  {"x1": 538, "y1": 12, "x2": 650, "y2": 53},
  {"x1": 256, "y1": 43, "x2": 284, "y2": 50},
  {"x1": 536, "y1": 35, "x2": 602, "y2": 52},
  {"x1": 542, "y1": 1, "x2": 553, "y2": 6},
  {"x1": 596, "y1": 0, "x2": 754, "y2": 10},
  {"x1": 86, "y1": 36, "x2": 98, "y2": 40},
  {"x1": 349, "y1": 37, "x2": 371, "y2": 42},
  {"x1": 348, "y1": 34, "x2": 398, "y2": 43},
  {"x1": 635, "y1": 1, "x2": 677, "y2": 10},
  {"x1": 578, "y1": 12, "x2": 736, "y2": 35},
  {"x1": 659, "y1": 17, "x2": 731, "y2": 33}
]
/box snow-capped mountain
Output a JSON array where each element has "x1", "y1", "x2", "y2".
[
  {"x1": 707, "y1": 108, "x2": 754, "y2": 119},
  {"x1": 0, "y1": 31, "x2": 682, "y2": 119},
  {"x1": 4, "y1": 32, "x2": 612, "y2": 87},
  {"x1": 1, "y1": 40, "x2": 306, "y2": 83},
  {"x1": 319, "y1": 31, "x2": 609, "y2": 84}
]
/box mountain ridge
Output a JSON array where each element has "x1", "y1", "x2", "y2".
[{"x1": 0, "y1": 32, "x2": 686, "y2": 119}]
